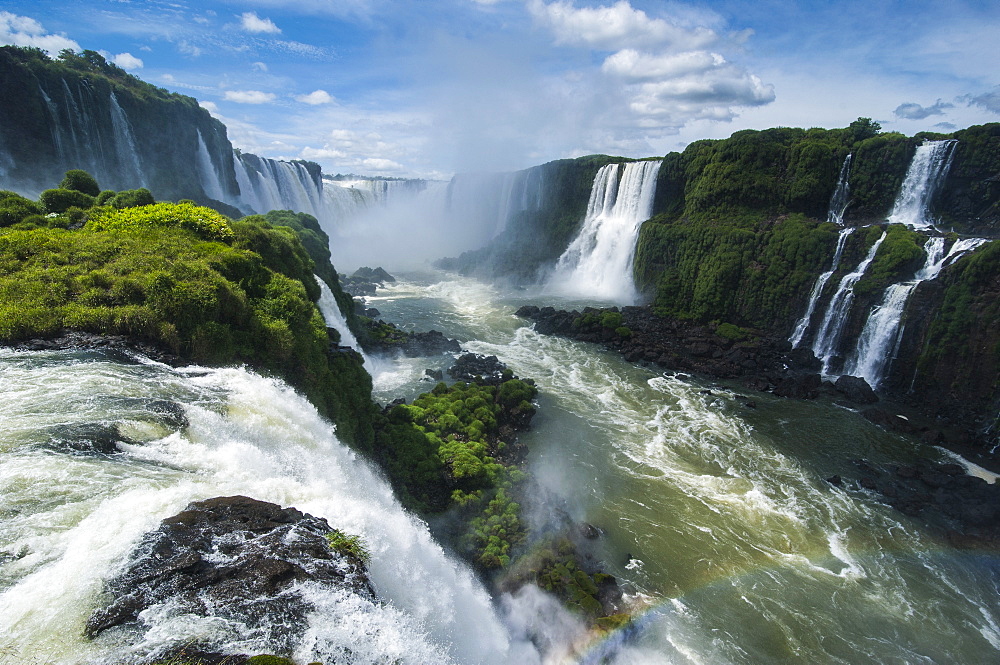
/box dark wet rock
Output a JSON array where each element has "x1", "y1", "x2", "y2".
[
  {"x1": 834, "y1": 375, "x2": 879, "y2": 404},
  {"x1": 14, "y1": 331, "x2": 181, "y2": 366},
  {"x1": 772, "y1": 373, "x2": 822, "y2": 399},
  {"x1": 827, "y1": 475, "x2": 843, "y2": 486},
  {"x1": 853, "y1": 459, "x2": 1000, "y2": 547},
  {"x1": 448, "y1": 353, "x2": 511, "y2": 385},
  {"x1": 515, "y1": 304, "x2": 791, "y2": 384},
  {"x1": 580, "y1": 523, "x2": 601, "y2": 540},
  {"x1": 46, "y1": 422, "x2": 136, "y2": 454},
  {"x1": 85, "y1": 496, "x2": 375, "y2": 649},
  {"x1": 424, "y1": 368, "x2": 444, "y2": 381},
  {"x1": 360, "y1": 318, "x2": 462, "y2": 357},
  {"x1": 340, "y1": 266, "x2": 395, "y2": 297}
]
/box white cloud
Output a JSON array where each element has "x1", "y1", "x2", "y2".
[
  {"x1": 112, "y1": 52, "x2": 144, "y2": 70},
  {"x1": 178, "y1": 41, "x2": 203, "y2": 57},
  {"x1": 252, "y1": 61, "x2": 269, "y2": 72},
  {"x1": 893, "y1": 99, "x2": 953, "y2": 120},
  {"x1": 240, "y1": 12, "x2": 281, "y2": 34},
  {"x1": 601, "y1": 49, "x2": 724, "y2": 80},
  {"x1": 527, "y1": 0, "x2": 718, "y2": 52},
  {"x1": 224, "y1": 89, "x2": 277, "y2": 104},
  {"x1": 300, "y1": 146, "x2": 348, "y2": 160},
  {"x1": 0, "y1": 11, "x2": 81, "y2": 55},
  {"x1": 296, "y1": 89, "x2": 335, "y2": 105},
  {"x1": 961, "y1": 87, "x2": 1000, "y2": 114}
]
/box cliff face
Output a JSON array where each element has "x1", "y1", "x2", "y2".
[{"x1": 0, "y1": 47, "x2": 239, "y2": 204}]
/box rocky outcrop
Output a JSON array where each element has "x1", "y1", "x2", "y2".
[
  {"x1": 360, "y1": 319, "x2": 462, "y2": 357},
  {"x1": 340, "y1": 266, "x2": 396, "y2": 296},
  {"x1": 447, "y1": 352, "x2": 512, "y2": 385},
  {"x1": 516, "y1": 304, "x2": 792, "y2": 381},
  {"x1": 852, "y1": 460, "x2": 1000, "y2": 547},
  {"x1": 86, "y1": 496, "x2": 375, "y2": 650}
]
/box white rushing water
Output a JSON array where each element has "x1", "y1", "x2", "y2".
[
  {"x1": 887, "y1": 140, "x2": 959, "y2": 230},
  {"x1": 811, "y1": 230, "x2": 887, "y2": 375},
  {"x1": 789, "y1": 227, "x2": 855, "y2": 348},
  {"x1": 546, "y1": 160, "x2": 661, "y2": 304},
  {"x1": 196, "y1": 129, "x2": 226, "y2": 203},
  {"x1": 827, "y1": 154, "x2": 852, "y2": 225},
  {"x1": 108, "y1": 92, "x2": 145, "y2": 187},
  {"x1": 845, "y1": 237, "x2": 990, "y2": 386},
  {"x1": 0, "y1": 349, "x2": 513, "y2": 664}
]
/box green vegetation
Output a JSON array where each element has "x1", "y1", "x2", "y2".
[
  {"x1": 504, "y1": 538, "x2": 614, "y2": 618},
  {"x1": 325, "y1": 529, "x2": 370, "y2": 564},
  {"x1": 374, "y1": 377, "x2": 537, "y2": 569},
  {"x1": 635, "y1": 213, "x2": 836, "y2": 328},
  {"x1": 59, "y1": 169, "x2": 101, "y2": 196},
  {"x1": 0, "y1": 171, "x2": 376, "y2": 450},
  {"x1": 86, "y1": 201, "x2": 235, "y2": 241}
]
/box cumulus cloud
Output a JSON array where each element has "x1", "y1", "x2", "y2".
[
  {"x1": 0, "y1": 11, "x2": 80, "y2": 55},
  {"x1": 961, "y1": 87, "x2": 1000, "y2": 114},
  {"x1": 527, "y1": 0, "x2": 718, "y2": 52},
  {"x1": 223, "y1": 89, "x2": 277, "y2": 104},
  {"x1": 296, "y1": 89, "x2": 334, "y2": 105},
  {"x1": 893, "y1": 99, "x2": 954, "y2": 120},
  {"x1": 601, "y1": 49, "x2": 725, "y2": 81},
  {"x1": 252, "y1": 61, "x2": 268, "y2": 72},
  {"x1": 112, "y1": 52, "x2": 144, "y2": 70},
  {"x1": 524, "y1": 0, "x2": 773, "y2": 136},
  {"x1": 240, "y1": 12, "x2": 281, "y2": 34}
]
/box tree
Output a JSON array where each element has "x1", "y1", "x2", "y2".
[
  {"x1": 59, "y1": 169, "x2": 101, "y2": 197},
  {"x1": 849, "y1": 117, "x2": 882, "y2": 144}
]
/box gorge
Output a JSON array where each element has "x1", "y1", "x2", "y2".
[{"x1": 2, "y1": 43, "x2": 1000, "y2": 665}]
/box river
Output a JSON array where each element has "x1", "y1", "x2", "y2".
[{"x1": 1, "y1": 270, "x2": 999, "y2": 664}]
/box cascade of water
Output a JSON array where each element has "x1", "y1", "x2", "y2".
[
  {"x1": 811, "y1": 230, "x2": 887, "y2": 374},
  {"x1": 38, "y1": 85, "x2": 65, "y2": 161},
  {"x1": 196, "y1": 129, "x2": 226, "y2": 202},
  {"x1": 0, "y1": 350, "x2": 512, "y2": 663},
  {"x1": 845, "y1": 237, "x2": 990, "y2": 386},
  {"x1": 888, "y1": 140, "x2": 959, "y2": 230},
  {"x1": 828, "y1": 154, "x2": 852, "y2": 225},
  {"x1": 546, "y1": 160, "x2": 661, "y2": 303},
  {"x1": 108, "y1": 92, "x2": 145, "y2": 186},
  {"x1": 789, "y1": 227, "x2": 855, "y2": 348},
  {"x1": 315, "y1": 275, "x2": 368, "y2": 366}
]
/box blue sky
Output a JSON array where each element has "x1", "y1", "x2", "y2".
[{"x1": 2, "y1": 0, "x2": 998, "y2": 178}]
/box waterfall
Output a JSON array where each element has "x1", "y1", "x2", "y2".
[
  {"x1": 828, "y1": 154, "x2": 852, "y2": 225},
  {"x1": 196, "y1": 129, "x2": 226, "y2": 202},
  {"x1": 232, "y1": 153, "x2": 327, "y2": 218},
  {"x1": 108, "y1": 92, "x2": 145, "y2": 186},
  {"x1": 315, "y1": 275, "x2": 369, "y2": 367},
  {"x1": 0, "y1": 349, "x2": 512, "y2": 663},
  {"x1": 789, "y1": 227, "x2": 855, "y2": 348},
  {"x1": 811, "y1": 230, "x2": 887, "y2": 375},
  {"x1": 546, "y1": 160, "x2": 661, "y2": 303},
  {"x1": 887, "y1": 140, "x2": 958, "y2": 230},
  {"x1": 845, "y1": 237, "x2": 989, "y2": 386}
]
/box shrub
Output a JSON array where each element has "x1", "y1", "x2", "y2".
[
  {"x1": 59, "y1": 169, "x2": 101, "y2": 196},
  {"x1": 0, "y1": 195, "x2": 41, "y2": 226},
  {"x1": 86, "y1": 201, "x2": 234, "y2": 240},
  {"x1": 326, "y1": 529, "x2": 370, "y2": 563},
  {"x1": 40, "y1": 188, "x2": 96, "y2": 214},
  {"x1": 109, "y1": 187, "x2": 155, "y2": 209}
]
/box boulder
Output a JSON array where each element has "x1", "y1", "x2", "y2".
[
  {"x1": 86, "y1": 496, "x2": 375, "y2": 649},
  {"x1": 834, "y1": 375, "x2": 879, "y2": 404}
]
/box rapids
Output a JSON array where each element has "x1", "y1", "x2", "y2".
[{"x1": 2, "y1": 271, "x2": 1000, "y2": 664}]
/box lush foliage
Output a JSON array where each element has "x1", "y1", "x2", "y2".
[
  {"x1": 40, "y1": 188, "x2": 96, "y2": 214},
  {"x1": 86, "y1": 201, "x2": 235, "y2": 241},
  {"x1": 635, "y1": 213, "x2": 836, "y2": 328},
  {"x1": 374, "y1": 378, "x2": 537, "y2": 569},
  {"x1": 0, "y1": 174, "x2": 376, "y2": 450},
  {"x1": 504, "y1": 538, "x2": 614, "y2": 618},
  {"x1": 59, "y1": 169, "x2": 101, "y2": 196}
]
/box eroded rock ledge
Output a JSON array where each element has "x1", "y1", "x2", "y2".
[{"x1": 86, "y1": 496, "x2": 374, "y2": 651}]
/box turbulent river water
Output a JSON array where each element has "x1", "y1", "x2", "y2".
[{"x1": 2, "y1": 270, "x2": 1000, "y2": 664}]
